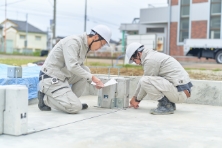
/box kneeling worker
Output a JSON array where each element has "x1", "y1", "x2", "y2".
[
  {"x1": 38, "y1": 25, "x2": 112, "y2": 113},
  {"x1": 126, "y1": 42, "x2": 193, "y2": 115}
]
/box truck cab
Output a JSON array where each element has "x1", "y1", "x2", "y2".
[{"x1": 184, "y1": 39, "x2": 222, "y2": 64}]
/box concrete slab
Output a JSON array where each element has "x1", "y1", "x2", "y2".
[{"x1": 0, "y1": 95, "x2": 222, "y2": 148}]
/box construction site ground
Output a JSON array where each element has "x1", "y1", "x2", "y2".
[
  {"x1": 0, "y1": 55, "x2": 222, "y2": 147},
  {"x1": 1, "y1": 96, "x2": 222, "y2": 148}
]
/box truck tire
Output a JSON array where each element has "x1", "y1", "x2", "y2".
[{"x1": 215, "y1": 51, "x2": 222, "y2": 64}]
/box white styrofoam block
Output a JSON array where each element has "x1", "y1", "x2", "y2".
[
  {"x1": 0, "y1": 87, "x2": 5, "y2": 135},
  {"x1": 3, "y1": 85, "x2": 28, "y2": 136}
]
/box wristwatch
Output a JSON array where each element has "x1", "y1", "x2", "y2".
[{"x1": 135, "y1": 98, "x2": 141, "y2": 102}]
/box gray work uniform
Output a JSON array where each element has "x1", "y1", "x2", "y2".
[
  {"x1": 134, "y1": 48, "x2": 193, "y2": 103},
  {"x1": 39, "y1": 33, "x2": 92, "y2": 113}
]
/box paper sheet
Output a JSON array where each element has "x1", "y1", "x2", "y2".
[{"x1": 91, "y1": 78, "x2": 118, "y2": 87}]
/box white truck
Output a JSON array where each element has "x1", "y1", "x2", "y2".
[{"x1": 184, "y1": 39, "x2": 222, "y2": 64}]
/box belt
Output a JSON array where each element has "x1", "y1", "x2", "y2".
[
  {"x1": 39, "y1": 72, "x2": 52, "y2": 81},
  {"x1": 184, "y1": 90, "x2": 190, "y2": 98}
]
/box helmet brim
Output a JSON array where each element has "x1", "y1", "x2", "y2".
[
  {"x1": 105, "y1": 39, "x2": 110, "y2": 47},
  {"x1": 129, "y1": 60, "x2": 134, "y2": 64}
]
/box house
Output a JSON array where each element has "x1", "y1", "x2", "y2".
[
  {"x1": 119, "y1": 0, "x2": 221, "y2": 56},
  {"x1": 0, "y1": 25, "x2": 3, "y2": 52},
  {"x1": 0, "y1": 19, "x2": 47, "y2": 54}
]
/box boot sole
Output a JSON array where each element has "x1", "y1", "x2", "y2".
[{"x1": 150, "y1": 111, "x2": 174, "y2": 115}]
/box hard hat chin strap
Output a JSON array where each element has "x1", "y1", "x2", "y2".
[{"x1": 87, "y1": 30, "x2": 105, "y2": 53}]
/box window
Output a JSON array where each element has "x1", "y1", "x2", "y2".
[
  {"x1": 20, "y1": 35, "x2": 25, "y2": 39},
  {"x1": 35, "y1": 36, "x2": 41, "y2": 41},
  {"x1": 147, "y1": 28, "x2": 164, "y2": 33},
  {"x1": 210, "y1": 0, "x2": 221, "y2": 39},
  {"x1": 179, "y1": 0, "x2": 190, "y2": 42}
]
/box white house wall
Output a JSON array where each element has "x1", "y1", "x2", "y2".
[
  {"x1": 190, "y1": 2, "x2": 209, "y2": 21},
  {"x1": 16, "y1": 33, "x2": 47, "y2": 50},
  {"x1": 140, "y1": 7, "x2": 169, "y2": 24},
  {"x1": 171, "y1": 5, "x2": 179, "y2": 22},
  {"x1": 6, "y1": 28, "x2": 17, "y2": 48}
]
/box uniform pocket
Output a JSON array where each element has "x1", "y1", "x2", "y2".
[{"x1": 51, "y1": 86, "x2": 70, "y2": 98}]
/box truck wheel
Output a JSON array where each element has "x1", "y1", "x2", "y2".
[{"x1": 215, "y1": 51, "x2": 222, "y2": 64}]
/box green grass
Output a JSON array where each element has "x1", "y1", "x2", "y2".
[
  {"x1": 184, "y1": 68, "x2": 207, "y2": 71},
  {"x1": 212, "y1": 68, "x2": 222, "y2": 71},
  {"x1": 0, "y1": 59, "x2": 38, "y2": 66},
  {"x1": 85, "y1": 62, "x2": 111, "y2": 67},
  {"x1": 122, "y1": 64, "x2": 142, "y2": 69}
]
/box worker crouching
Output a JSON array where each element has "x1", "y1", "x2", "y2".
[
  {"x1": 38, "y1": 25, "x2": 112, "y2": 113},
  {"x1": 126, "y1": 42, "x2": 193, "y2": 115}
]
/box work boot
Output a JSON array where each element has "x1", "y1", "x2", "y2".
[
  {"x1": 157, "y1": 101, "x2": 176, "y2": 110},
  {"x1": 38, "y1": 91, "x2": 51, "y2": 111},
  {"x1": 150, "y1": 96, "x2": 174, "y2": 115},
  {"x1": 82, "y1": 103, "x2": 88, "y2": 110},
  {"x1": 172, "y1": 102, "x2": 176, "y2": 110}
]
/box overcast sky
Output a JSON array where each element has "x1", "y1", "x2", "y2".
[{"x1": 0, "y1": 0, "x2": 167, "y2": 41}]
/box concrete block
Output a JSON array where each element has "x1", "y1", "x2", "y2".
[
  {"x1": 3, "y1": 85, "x2": 28, "y2": 136},
  {"x1": 83, "y1": 74, "x2": 222, "y2": 106},
  {"x1": 7, "y1": 67, "x2": 22, "y2": 78},
  {"x1": 185, "y1": 80, "x2": 222, "y2": 106},
  {"x1": 97, "y1": 77, "x2": 117, "y2": 108},
  {"x1": 0, "y1": 87, "x2": 5, "y2": 135},
  {"x1": 96, "y1": 76, "x2": 131, "y2": 109}
]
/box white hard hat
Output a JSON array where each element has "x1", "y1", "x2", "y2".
[
  {"x1": 92, "y1": 25, "x2": 112, "y2": 46},
  {"x1": 126, "y1": 42, "x2": 143, "y2": 63}
]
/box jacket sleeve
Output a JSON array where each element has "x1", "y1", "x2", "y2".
[
  {"x1": 63, "y1": 43, "x2": 92, "y2": 81},
  {"x1": 134, "y1": 82, "x2": 141, "y2": 98}
]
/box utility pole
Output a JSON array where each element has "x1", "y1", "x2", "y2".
[
  {"x1": 25, "y1": 13, "x2": 28, "y2": 52},
  {"x1": 4, "y1": 0, "x2": 7, "y2": 53},
  {"x1": 53, "y1": 0, "x2": 56, "y2": 45},
  {"x1": 84, "y1": 0, "x2": 87, "y2": 32},
  {"x1": 167, "y1": 0, "x2": 171, "y2": 55}
]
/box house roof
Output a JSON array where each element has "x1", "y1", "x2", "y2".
[
  {"x1": 6, "y1": 19, "x2": 46, "y2": 34},
  {"x1": 110, "y1": 39, "x2": 119, "y2": 45}
]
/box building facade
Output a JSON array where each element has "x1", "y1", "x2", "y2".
[
  {"x1": 0, "y1": 19, "x2": 47, "y2": 54},
  {"x1": 119, "y1": 0, "x2": 221, "y2": 56},
  {"x1": 0, "y1": 25, "x2": 3, "y2": 52}
]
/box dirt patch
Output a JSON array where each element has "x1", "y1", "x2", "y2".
[{"x1": 89, "y1": 67, "x2": 222, "y2": 81}]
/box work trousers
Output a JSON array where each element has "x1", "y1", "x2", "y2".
[
  {"x1": 39, "y1": 66, "x2": 90, "y2": 113},
  {"x1": 137, "y1": 76, "x2": 188, "y2": 103}
]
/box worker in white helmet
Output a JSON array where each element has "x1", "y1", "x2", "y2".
[
  {"x1": 38, "y1": 25, "x2": 112, "y2": 113},
  {"x1": 126, "y1": 42, "x2": 193, "y2": 115}
]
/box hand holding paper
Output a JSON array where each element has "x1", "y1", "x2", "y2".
[{"x1": 91, "y1": 78, "x2": 118, "y2": 87}]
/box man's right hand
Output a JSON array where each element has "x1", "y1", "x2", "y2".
[
  {"x1": 130, "y1": 96, "x2": 140, "y2": 109},
  {"x1": 92, "y1": 75, "x2": 104, "y2": 89}
]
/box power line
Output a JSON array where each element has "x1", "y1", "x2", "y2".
[
  {"x1": 0, "y1": 0, "x2": 26, "y2": 7},
  {"x1": 47, "y1": 0, "x2": 53, "y2": 7},
  {"x1": 0, "y1": 8, "x2": 120, "y2": 28}
]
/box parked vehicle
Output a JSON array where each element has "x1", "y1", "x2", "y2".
[
  {"x1": 40, "y1": 50, "x2": 49, "y2": 57},
  {"x1": 184, "y1": 39, "x2": 222, "y2": 64}
]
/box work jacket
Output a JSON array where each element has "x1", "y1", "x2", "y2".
[
  {"x1": 41, "y1": 33, "x2": 92, "y2": 82},
  {"x1": 134, "y1": 48, "x2": 192, "y2": 97}
]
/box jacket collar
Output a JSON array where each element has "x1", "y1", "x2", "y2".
[
  {"x1": 82, "y1": 32, "x2": 89, "y2": 49},
  {"x1": 141, "y1": 48, "x2": 154, "y2": 65}
]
